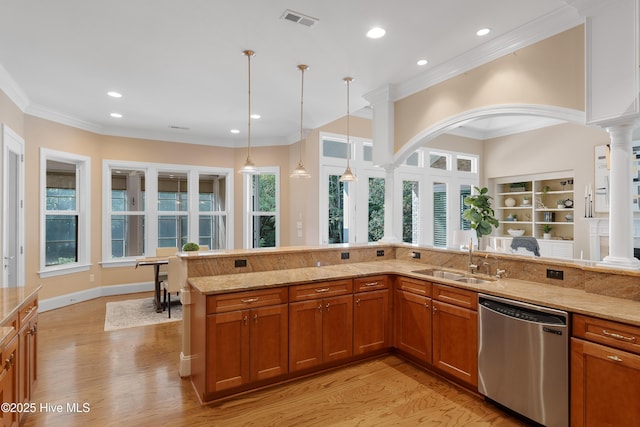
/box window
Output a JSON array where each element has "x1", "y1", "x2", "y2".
[
  {"x1": 402, "y1": 180, "x2": 420, "y2": 244},
  {"x1": 103, "y1": 161, "x2": 232, "y2": 265},
  {"x1": 40, "y1": 149, "x2": 90, "y2": 277},
  {"x1": 433, "y1": 182, "x2": 447, "y2": 248},
  {"x1": 368, "y1": 177, "x2": 385, "y2": 242},
  {"x1": 244, "y1": 168, "x2": 279, "y2": 248},
  {"x1": 158, "y1": 172, "x2": 189, "y2": 249},
  {"x1": 110, "y1": 169, "x2": 145, "y2": 258}
]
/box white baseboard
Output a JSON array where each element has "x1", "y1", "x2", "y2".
[{"x1": 39, "y1": 282, "x2": 155, "y2": 312}]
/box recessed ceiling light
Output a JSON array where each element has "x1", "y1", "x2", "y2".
[
  {"x1": 107, "y1": 91, "x2": 122, "y2": 98},
  {"x1": 366, "y1": 27, "x2": 386, "y2": 39},
  {"x1": 476, "y1": 28, "x2": 491, "y2": 36},
  {"x1": 110, "y1": 113, "x2": 122, "y2": 118},
  {"x1": 250, "y1": 114, "x2": 261, "y2": 119},
  {"x1": 417, "y1": 59, "x2": 428, "y2": 66},
  {"x1": 230, "y1": 129, "x2": 240, "y2": 134}
]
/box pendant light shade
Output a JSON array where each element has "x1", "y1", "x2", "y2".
[
  {"x1": 339, "y1": 76, "x2": 356, "y2": 182},
  {"x1": 239, "y1": 49, "x2": 258, "y2": 174},
  {"x1": 290, "y1": 64, "x2": 311, "y2": 178}
]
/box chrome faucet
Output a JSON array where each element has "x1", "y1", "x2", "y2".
[{"x1": 495, "y1": 268, "x2": 507, "y2": 279}]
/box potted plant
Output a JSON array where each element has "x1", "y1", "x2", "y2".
[
  {"x1": 541, "y1": 224, "x2": 553, "y2": 239},
  {"x1": 182, "y1": 242, "x2": 200, "y2": 252},
  {"x1": 557, "y1": 199, "x2": 565, "y2": 209},
  {"x1": 463, "y1": 186, "x2": 499, "y2": 240}
]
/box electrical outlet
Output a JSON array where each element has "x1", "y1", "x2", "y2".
[
  {"x1": 546, "y1": 269, "x2": 564, "y2": 280},
  {"x1": 341, "y1": 252, "x2": 350, "y2": 260},
  {"x1": 376, "y1": 249, "x2": 385, "y2": 257},
  {"x1": 411, "y1": 251, "x2": 421, "y2": 259},
  {"x1": 235, "y1": 259, "x2": 247, "y2": 268}
]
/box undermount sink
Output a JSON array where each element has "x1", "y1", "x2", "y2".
[
  {"x1": 412, "y1": 269, "x2": 495, "y2": 285},
  {"x1": 412, "y1": 269, "x2": 465, "y2": 281},
  {"x1": 454, "y1": 277, "x2": 494, "y2": 284}
]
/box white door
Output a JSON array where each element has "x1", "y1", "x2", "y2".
[{"x1": 2, "y1": 124, "x2": 25, "y2": 287}]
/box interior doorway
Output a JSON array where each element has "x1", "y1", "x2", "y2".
[{"x1": 2, "y1": 124, "x2": 25, "y2": 287}]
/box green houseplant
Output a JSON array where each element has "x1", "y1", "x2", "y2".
[
  {"x1": 463, "y1": 186, "x2": 499, "y2": 238},
  {"x1": 182, "y1": 242, "x2": 200, "y2": 252}
]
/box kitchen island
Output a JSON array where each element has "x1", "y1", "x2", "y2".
[{"x1": 183, "y1": 244, "x2": 640, "y2": 425}]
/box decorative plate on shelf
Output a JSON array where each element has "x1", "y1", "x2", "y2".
[
  {"x1": 504, "y1": 197, "x2": 516, "y2": 207},
  {"x1": 507, "y1": 229, "x2": 525, "y2": 237}
]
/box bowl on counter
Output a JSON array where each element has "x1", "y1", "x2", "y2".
[{"x1": 507, "y1": 228, "x2": 525, "y2": 237}]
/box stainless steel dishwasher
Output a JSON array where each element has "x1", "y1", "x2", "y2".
[{"x1": 478, "y1": 294, "x2": 569, "y2": 427}]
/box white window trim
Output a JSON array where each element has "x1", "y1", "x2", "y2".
[
  {"x1": 243, "y1": 167, "x2": 280, "y2": 249},
  {"x1": 102, "y1": 160, "x2": 233, "y2": 266},
  {"x1": 39, "y1": 148, "x2": 91, "y2": 278}
]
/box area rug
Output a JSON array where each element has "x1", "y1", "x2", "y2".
[{"x1": 104, "y1": 297, "x2": 182, "y2": 331}]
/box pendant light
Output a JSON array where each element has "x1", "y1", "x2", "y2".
[
  {"x1": 339, "y1": 76, "x2": 356, "y2": 182},
  {"x1": 239, "y1": 49, "x2": 257, "y2": 174},
  {"x1": 290, "y1": 64, "x2": 311, "y2": 178}
]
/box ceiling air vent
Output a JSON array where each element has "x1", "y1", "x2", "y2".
[{"x1": 280, "y1": 9, "x2": 318, "y2": 28}]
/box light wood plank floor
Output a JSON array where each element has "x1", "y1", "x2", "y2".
[{"x1": 24, "y1": 292, "x2": 530, "y2": 427}]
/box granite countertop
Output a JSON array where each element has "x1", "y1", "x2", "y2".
[
  {"x1": 0, "y1": 284, "x2": 41, "y2": 325},
  {"x1": 188, "y1": 260, "x2": 640, "y2": 327}
]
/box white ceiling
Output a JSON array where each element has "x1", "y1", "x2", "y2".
[{"x1": 0, "y1": 0, "x2": 581, "y2": 147}]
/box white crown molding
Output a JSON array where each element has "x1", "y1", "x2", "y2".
[
  {"x1": 448, "y1": 117, "x2": 568, "y2": 140},
  {"x1": 0, "y1": 64, "x2": 30, "y2": 111},
  {"x1": 26, "y1": 103, "x2": 103, "y2": 134},
  {"x1": 392, "y1": 5, "x2": 584, "y2": 102}
]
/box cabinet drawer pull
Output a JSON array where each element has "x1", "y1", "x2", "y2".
[
  {"x1": 364, "y1": 282, "x2": 379, "y2": 287},
  {"x1": 314, "y1": 288, "x2": 330, "y2": 293},
  {"x1": 602, "y1": 329, "x2": 637, "y2": 343},
  {"x1": 240, "y1": 297, "x2": 259, "y2": 304},
  {"x1": 607, "y1": 355, "x2": 623, "y2": 362}
]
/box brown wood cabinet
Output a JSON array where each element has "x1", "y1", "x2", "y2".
[
  {"x1": 18, "y1": 296, "x2": 38, "y2": 417},
  {"x1": 353, "y1": 276, "x2": 390, "y2": 355},
  {"x1": 394, "y1": 277, "x2": 432, "y2": 364},
  {"x1": 432, "y1": 284, "x2": 477, "y2": 387},
  {"x1": 204, "y1": 288, "x2": 288, "y2": 393},
  {"x1": 289, "y1": 280, "x2": 353, "y2": 372},
  {"x1": 571, "y1": 314, "x2": 640, "y2": 426},
  {"x1": 0, "y1": 335, "x2": 18, "y2": 427}
]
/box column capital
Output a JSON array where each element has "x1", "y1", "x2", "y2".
[{"x1": 363, "y1": 84, "x2": 397, "y2": 106}]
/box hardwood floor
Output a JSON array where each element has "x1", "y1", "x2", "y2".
[{"x1": 23, "y1": 293, "x2": 529, "y2": 426}]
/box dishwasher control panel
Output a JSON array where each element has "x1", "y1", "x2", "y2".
[{"x1": 479, "y1": 298, "x2": 566, "y2": 325}]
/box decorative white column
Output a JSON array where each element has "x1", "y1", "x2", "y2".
[
  {"x1": 599, "y1": 123, "x2": 640, "y2": 269},
  {"x1": 364, "y1": 84, "x2": 400, "y2": 243}
]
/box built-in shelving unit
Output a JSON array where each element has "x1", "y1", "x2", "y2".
[{"x1": 489, "y1": 171, "x2": 575, "y2": 259}]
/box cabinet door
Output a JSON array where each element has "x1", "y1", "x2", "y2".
[
  {"x1": 289, "y1": 300, "x2": 323, "y2": 372},
  {"x1": 571, "y1": 338, "x2": 640, "y2": 427},
  {"x1": 432, "y1": 300, "x2": 478, "y2": 387},
  {"x1": 250, "y1": 304, "x2": 288, "y2": 382},
  {"x1": 323, "y1": 294, "x2": 353, "y2": 363},
  {"x1": 0, "y1": 335, "x2": 18, "y2": 427},
  {"x1": 206, "y1": 310, "x2": 249, "y2": 392},
  {"x1": 394, "y1": 289, "x2": 432, "y2": 364},
  {"x1": 354, "y1": 289, "x2": 390, "y2": 355},
  {"x1": 18, "y1": 315, "x2": 37, "y2": 412}
]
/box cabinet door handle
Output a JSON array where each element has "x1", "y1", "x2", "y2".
[
  {"x1": 432, "y1": 305, "x2": 437, "y2": 312},
  {"x1": 356, "y1": 298, "x2": 360, "y2": 307},
  {"x1": 317, "y1": 304, "x2": 323, "y2": 311},
  {"x1": 325, "y1": 303, "x2": 330, "y2": 312},
  {"x1": 607, "y1": 355, "x2": 623, "y2": 362},
  {"x1": 253, "y1": 313, "x2": 258, "y2": 324},
  {"x1": 243, "y1": 315, "x2": 248, "y2": 325},
  {"x1": 315, "y1": 288, "x2": 330, "y2": 293},
  {"x1": 602, "y1": 329, "x2": 637, "y2": 343},
  {"x1": 364, "y1": 282, "x2": 378, "y2": 287},
  {"x1": 241, "y1": 297, "x2": 259, "y2": 304}
]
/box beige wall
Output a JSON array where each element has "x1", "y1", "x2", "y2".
[{"x1": 394, "y1": 25, "x2": 585, "y2": 153}]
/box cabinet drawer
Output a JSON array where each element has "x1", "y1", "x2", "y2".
[
  {"x1": 207, "y1": 287, "x2": 288, "y2": 314},
  {"x1": 395, "y1": 277, "x2": 432, "y2": 297},
  {"x1": 354, "y1": 275, "x2": 388, "y2": 292},
  {"x1": 19, "y1": 297, "x2": 38, "y2": 327},
  {"x1": 573, "y1": 314, "x2": 640, "y2": 355},
  {"x1": 433, "y1": 284, "x2": 477, "y2": 310},
  {"x1": 289, "y1": 279, "x2": 353, "y2": 302}
]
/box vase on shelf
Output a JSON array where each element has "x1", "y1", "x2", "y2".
[{"x1": 543, "y1": 233, "x2": 551, "y2": 239}]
